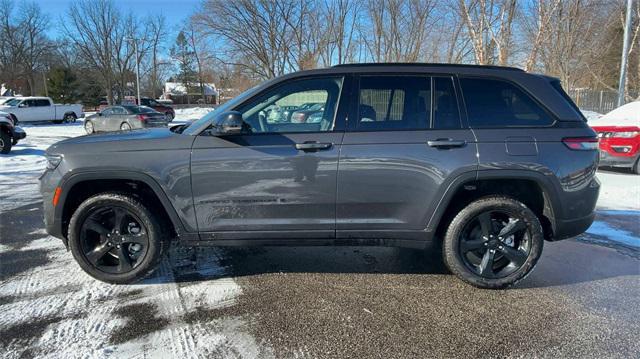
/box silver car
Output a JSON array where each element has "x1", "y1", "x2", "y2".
[{"x1": 84, "y1": 105, "x2": 168, "y2": 134}]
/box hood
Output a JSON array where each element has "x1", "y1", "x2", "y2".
[{"x1": 47, "y1": 128, "x2": 194, "y2": 155}]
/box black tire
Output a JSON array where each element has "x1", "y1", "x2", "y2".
[
  {"x1": 633, "y1": 158, "x2": 640, "y2": 175},
  {"x1": 68, "y1": 193, "x2": 169, "y2": 284},
  {"x1": 120, "y1": 122, "x2": 131, "y2": 131},
  {"x1": 0, "y1": 131, "x2": 12, "y2": 154},
  {"x1": 165, "y1": 111, "x2": 174, "y2": 120},
  {"x1": 442, "y1": 196, "x2": 544, "y2": 289},
  {"x1": 9, "y1": 114, "x2": 18, "y2": 126},
  {"x1": 64, "y1": 113, "x2": 77, "y2": 123}
]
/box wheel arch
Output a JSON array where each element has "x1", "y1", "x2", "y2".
[
  {"x1": 427, "y1": 170, "x2": 562, "y2": 241},
  {"x1": 57, "y1": 171, "x2": 189, "y2": 240}
]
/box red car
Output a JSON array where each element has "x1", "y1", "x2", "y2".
[
  {"x1": 138, "y1": 97, "x2": 175, "y2": 121},
  {"x1": 589, "y1": 102, "x2": 640, "y2": 174}
]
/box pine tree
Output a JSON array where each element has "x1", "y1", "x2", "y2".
[
  {"x1": 171, "y1": 31, "x2": 197, "y2": 104},
  {"x1": 47, "y1": 67, "x2": 77, "y2": 103}
]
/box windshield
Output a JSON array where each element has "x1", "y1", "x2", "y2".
[
  {"x1": 183, "y1": 83, "x2": 266, "y2": 135},
  {"x1": 126, "y1": 105, "x2": 156, "y2": 114},
  {"x1": 5, "y1": 98, "x2": 21, "y2": 106}
]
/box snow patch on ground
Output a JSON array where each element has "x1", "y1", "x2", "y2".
[
  {"x1": 173, "y1": 107, "x2": 215, "y2": 121},
  {"x1": 581, "y1": 109, "x2": 603, "y2": 122},
  {"x1": 596, "y1": 171, "x2": 640, "y2": 210},
  {"x1": 587, "y1": 102, "x2": 640, "y2": 127}
]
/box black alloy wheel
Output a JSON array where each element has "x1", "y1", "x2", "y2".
[
  {"x1": 79, "y1": 206, "x2": 150, "y2": 274},
  {"x1": 458, "y1": 210, "x2": 530, "y2": 279},
  {"x1": 442, "y1": 196, "x2": 544, "y2": 289}
]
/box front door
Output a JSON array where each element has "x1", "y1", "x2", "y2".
[
  {"x1": 191, "y1": 76, "x2": 349, "y2": 239},
  {"x1": 336, "y1": 75, "x2": 478, "y2": 239}
]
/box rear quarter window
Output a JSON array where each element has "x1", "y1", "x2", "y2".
[{"x1": 460, "y1": 77, "x2": 554, "y2": 128}]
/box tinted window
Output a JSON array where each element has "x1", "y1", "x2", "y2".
[
  {"x1": 126, "y1": 106, "x2": 155, "y2": 114},
  {"x1": 432, "y1": 77, "x2": 461, "y2": 129},
  {"x1": 36, "y1": 99, "x2": 50, "y2": 106},
  {"x1": 101, "y1": 108, "x2": 114, "y2": 115},
  {"x1": 237, "y1": 77, "x2": 343, "y2": 134},
  {"x1": 357, "y1": 76, "x2": 430, "y2": 130},
  {"x1": 460, "y1": 78, "x2": 553, "y2": 127}
]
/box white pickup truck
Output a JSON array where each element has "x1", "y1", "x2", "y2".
[{"x1": 0, "y1": 96, "x2": 84, "y2": 124}]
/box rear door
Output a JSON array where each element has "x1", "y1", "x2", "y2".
[
  {"x1": 191, "y1": 75, "x2": 349, "y2": 239},
  {"x1": 336, "y1": 75, "x2": 478, "y2": 239}
]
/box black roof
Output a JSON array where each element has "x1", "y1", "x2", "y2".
[{"x1": 332, "y1": 62, "x2": 524, "y2": 72}]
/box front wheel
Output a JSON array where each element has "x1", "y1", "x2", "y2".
[
  {"x1": 0, "y1": 131, "x2": 12, "y2": 154},
  {"x1": 443, "y1": 196, "x2": 544, "y2": 289},
  {"x1": 68, "y1": 193, "x2": 169, "y2": 284}
]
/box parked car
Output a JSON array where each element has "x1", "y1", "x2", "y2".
[
  {"x1": 0, "y1": 111, "x2": 26, "y2": 153},
  {"x1": 83, "y1": 105, "x2": 168, "y2": 134},
  {"x1": 40, "y1": 63, "x2": 599, "y2": 289},
  {"x1": 0, "y1": 96, "x2": 16, "y2": 105},
  {"x1": 0, "y1": 97, "x2": 84, "y2": 124},
  {"x1": 137, "y1": 97, "x2": 175, "y2": 120},
  {"x1": 589, "y1": 101, "x2": 640, "y2": 174},
  {"x1": 291, "y1": 103, "x2": 325, "y2": 123}
]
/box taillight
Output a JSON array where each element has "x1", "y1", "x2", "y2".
[
  {"x1": 136, "y1": 114, "x2": 147, "y2": 121},
  {"x1": 562, "y1": 137, "x2": 599, "y2": 150}
]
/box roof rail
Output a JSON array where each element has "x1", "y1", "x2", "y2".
[{"x1": 331, "y1": 62, "x2": 524, "y2": 72}]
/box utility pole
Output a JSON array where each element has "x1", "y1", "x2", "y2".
[
  {"x1": 617, "y1": 0, "x2": 633, "y2": 107},
  {"x1": 127, "y1": 37, "x2": 142, "y2": 106}
]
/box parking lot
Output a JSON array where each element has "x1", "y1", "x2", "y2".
[{"x1": 1, "y1": 122, "x2": 639, "y2": 358}]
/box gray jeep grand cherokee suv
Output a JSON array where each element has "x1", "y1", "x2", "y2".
[{"x1": 40, "y1": 64, "x2": 600, "y2": 289}]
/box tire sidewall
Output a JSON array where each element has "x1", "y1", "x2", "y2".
[
  {"x1": 0, "y1": 131, "x2": 11, "y2": 154},
  {"x1": 68, "y1": 194, "x2": 165, "y2": 284},
  {"x1": 443, "y1": 196, "x2": 544, "y2": 289}
]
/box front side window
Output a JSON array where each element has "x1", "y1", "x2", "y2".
[
  {"x1": 356, "y1": 76, "x2": 430, "y2": 130},
  {"x1": 460, "y1": 78, "x2": 553, "y2": 127},
  {"x1": 236, "y1": 77, "x2": 343, "y2": 134}
]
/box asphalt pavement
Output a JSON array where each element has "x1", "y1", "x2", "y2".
[{"x1": 1, "y1": 202, "x2": 639, "y2": 358}]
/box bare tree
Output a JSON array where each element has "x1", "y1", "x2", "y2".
[
  {"x1": 193, "y1": 0, "x2": 307, "y2": 79},
  {"x1": 458, "y1": 0, "x2": 518, "y2": 65},
  {"x1": 317, "y1": 0, "x2": 361, "y2": 66},
  {"x1": 360, "y1": 0, "x2": 438, "y2": 62},
  {"x1": 147, "y1": 14, "x2": 167, "y2": 99},
  {"x1": 521, "y1": 0, "x2": 562, "y2": 72}
]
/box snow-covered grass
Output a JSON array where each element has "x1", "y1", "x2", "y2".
[
  {"x1": 585, "y1": 102, "x2": 640, "y2": 127},
  {"x1": 581, "y1": 109, "x2": 603, "y2": 122}
]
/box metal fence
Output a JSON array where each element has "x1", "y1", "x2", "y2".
[{"x1": 568, "y1": 89, "x2": 638, "y2": 114}]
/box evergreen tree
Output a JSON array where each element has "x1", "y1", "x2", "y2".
[
  {"x1": 171, "y1": 31, "x2": 197, "y2": 104},
  {"x1": 47, "y1": 67, "x2": 77, "y2": 103}
]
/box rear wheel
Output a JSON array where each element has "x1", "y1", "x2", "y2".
[
  {"x1": 0, "y1": 131, "x2": 12, "y2": 154},
  {"x1": 68, "y1": 193, "x2": 168, "y2": 284},
  {"x1": 633, "y1": 157, "x2": 640, "y2": 175},
  {"x1": 120, "y1": 122, "x2": 132, "y2": 131},
  {"x1": 64, "y1": 113, "x2": 77, "y2": 123},
  {"x1": 165, "y1": 111, "x2": 174, "y2": 121},
  {"x1": 443, "y1": 196, "x2": 543, "y2": 289}
]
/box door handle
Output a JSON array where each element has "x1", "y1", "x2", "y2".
[
  {"x1": 427, "y1": 138, "x2": 467, "y2": 148},
  {"x1": 295, "y1": 142, "x2": 333, "y2": 152}
]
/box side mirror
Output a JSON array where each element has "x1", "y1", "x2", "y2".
[{"x1": 214, "y1": 111, "x2": 244, "y2": 135}]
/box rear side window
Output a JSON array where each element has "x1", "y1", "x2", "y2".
[
  {"x1": 432, "y1": 77, "x2": 461, "y2": 129},
  {"x1": 357, "y1": 76, "x2": 431, "y2": 130},
  {"x1": 460, "y1": 78, "x2": 553, "y2": 127},
  {"x1": 36, "y1": 99, "x2": 50, "y2": 106}
]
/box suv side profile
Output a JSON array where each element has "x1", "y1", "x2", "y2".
[{"x1": 40, "y1": 64, "x2": 599, "y2": 289}]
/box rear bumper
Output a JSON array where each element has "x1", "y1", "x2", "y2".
[
  {"x1": 553, "y1": 212, "x2": 596, "y2": 241},
  {"x1": 598, "y1": 150, "x2": 639, "y2": 168}
]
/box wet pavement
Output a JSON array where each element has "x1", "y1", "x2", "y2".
[{"x1": 1, "y1": 202, "x2": 639, "y2": 358}]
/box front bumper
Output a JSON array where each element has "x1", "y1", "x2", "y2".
[
  {"x1": 598, "y1": 150, "x2": 639, "y2": 168},
  {"x1": 12, "y1": 126, "x2": 26, "y2": 140}
]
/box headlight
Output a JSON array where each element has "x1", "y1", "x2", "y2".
[
  {"x1": 45, "y1": 154, "x2": 63, "y2": 170},
  {"x1": 611, "y1": 131, "x2": 640, "y2": 138}
]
